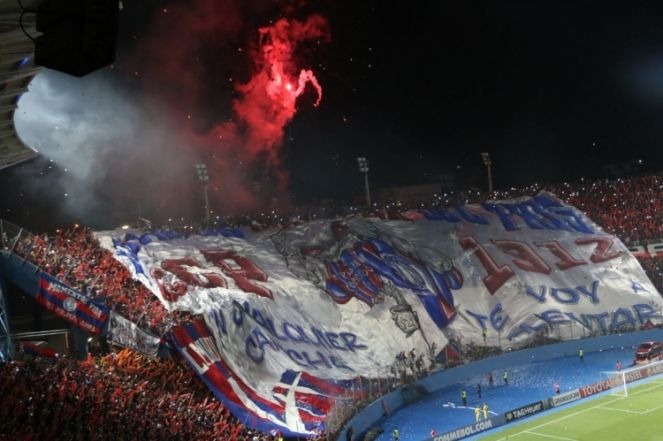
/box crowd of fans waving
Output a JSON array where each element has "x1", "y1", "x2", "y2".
[
  {"x1": 0, "y1": 349, "x2": 290, "y2": 441},
  {"x1": 11, "y1": 227, "x2": 194, "y2": 336},
  {"x1": 3, "y1": 173, "x2": 663, "y2": 440}
]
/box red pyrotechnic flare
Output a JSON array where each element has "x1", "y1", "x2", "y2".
[
  {"x1": 233, "y1": 15, "x2": 329, "y2": 153},
  {"x1": 259, "y1": 16, "x2": 324, "y2": 108},
  {"x1": 128, "y1": 3, "x2": 330, "y2": 213}
]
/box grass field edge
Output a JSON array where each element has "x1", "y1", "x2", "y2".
[{"x1": 465, "y1": 374, "x2": 663, "y2": 441}]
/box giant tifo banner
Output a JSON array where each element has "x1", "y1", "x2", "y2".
[{"x1": 97, "y1": 191, "x2": 663, "y2": 435}]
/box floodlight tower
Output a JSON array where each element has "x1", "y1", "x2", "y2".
[
  {"x1": 195, "y1": 163, "x2": 211, "y2": 226},
  {"x1": 481, "y1": 152, "x2": 493, "y2": 194},
  {"x1": 357, "y1": 157, "x2": 371, "y2": 207}
]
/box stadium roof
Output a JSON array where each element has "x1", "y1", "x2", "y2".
[{"x1": 0, "y1": 0, "x2": 41, "y2": 170}]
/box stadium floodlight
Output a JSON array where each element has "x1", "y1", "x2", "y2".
[
  {"x1": 195, "y1": 163, "x2": 211, "y2": 227},
  {"x1": 357, "y1": 157, "x2": 371, "y2": 207},
  {"x1": 481, "y1": 152, "x2": 493, "y2": 194}
]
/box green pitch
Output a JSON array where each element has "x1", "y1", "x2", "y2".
[{"x1": 478, "y1": 380, "x2": 663, "y2": 441}]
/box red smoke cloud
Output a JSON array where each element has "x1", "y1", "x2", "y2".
[
  {"x1": 128, "y1": 1, "x2": 329, "y2": 215},
  {"x1": 234, "y1": 15, "x2": 327, "y2": 153}
]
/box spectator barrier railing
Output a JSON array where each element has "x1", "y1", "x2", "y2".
[
  {"x1": 0, "y1": 276, "x2": 11, "y2": 361},
  {"x1": 0, "y1": 219, "x2": 25, "y2": 253},
  {"x1": 12, "y1": 328, "x2": 70, "y2": 359}
]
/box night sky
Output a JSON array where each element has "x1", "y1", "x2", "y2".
[{"x1": 2, "y1": 1, "x2": 663, "y2": 231}]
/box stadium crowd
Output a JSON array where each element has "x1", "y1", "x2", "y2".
[
  {"x1": 0, "y1": 349, "x2": 295, "y2": 441},
  {"x1": 637, "y1": 256, "x2": 663, "y2": 293},
  {"x1": 490, "y1": 174, "x2": 663, "y2": 245},
  {"x1": 11, "y1": 226, "x2": 192, "y2": 335},
  {"x1": 215, "y1": 174, "x2": 663, "y2": 248},
  {"x1": 3, "y1": 173, "x2": 663, "y2": 440}
]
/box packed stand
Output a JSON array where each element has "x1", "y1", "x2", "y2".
[
  {"x1": 637, "y1": 256, "x2": 663, "y2": 295},
  {"x1": 0, "y1": 349, "x2": 295, "y2": 441},
  {"x1": 345, "y1": 174, "x2": 663, "y2": 247},
  {"x1": 487, "y1": 175, "x2": 663, "y2": 245},
  {"x1": 10, "y1": 225, "x2": 188, "y2": 335}
]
